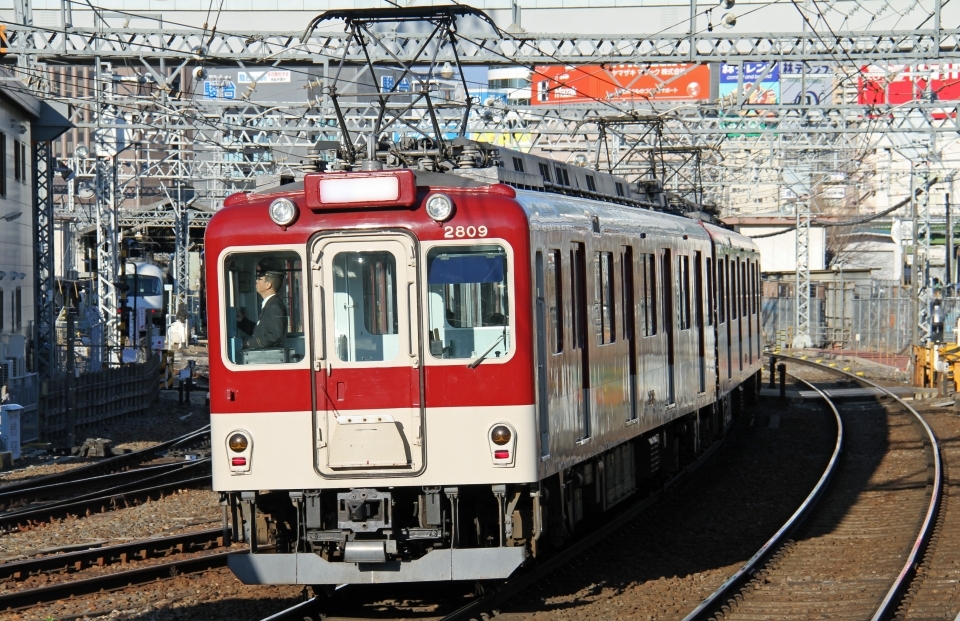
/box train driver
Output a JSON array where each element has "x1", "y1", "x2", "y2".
[{"x1": 236, "y1": 259, "x2": 287, "y2": 350}]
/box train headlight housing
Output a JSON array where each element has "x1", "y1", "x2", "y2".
[
  {"x1": 487, "y1": 422, "x2": 517, "y2": 467},
  {"x1": 491, "y1": 425, "x2": 511, "y2": 446},
  {"x1": 229, "y1": 433, "x2": 249, "y2": 452},
  {"x1": 226, "y1": 430, "x2": 252, "y2": 475},
  {"x1": 425, "y1": 193, "x2": 454, "y2": 222},
  {"x1": 269, "y1": 198, "x2": 298, "y2": 227}
]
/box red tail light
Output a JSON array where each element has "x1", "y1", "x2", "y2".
[
  {"x1": 231, "y1": 457, "x2": 247, "y2": 466},
  {"x1": 494, "y1": 450, "x2": 510, "y2": 459}
]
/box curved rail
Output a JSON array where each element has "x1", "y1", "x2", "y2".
[
  {"x1": 681, "y1": 373, "x2": 844, "y2": 621},
  {"x1": 777, "y1": 354, "x2": 944, "y2": 621}
]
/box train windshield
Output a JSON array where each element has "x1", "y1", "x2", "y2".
[
  {"x1": 123, "y1": 275, "x2": 162, "y2": 297},
  {"x1": 331, "y1": 250, "x2": 400, "y2": 363},
  {"x1": 221, "y1": 250, "x2": 305, "y2": 366},
  {"x1": 426, "y1": 244, "x2": 510, "y2": 360}
]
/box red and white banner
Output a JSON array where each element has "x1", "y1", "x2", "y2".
[
  {"x1": 532, "y1": 64, "x2": 711, "y2": 105},
  {"x1": 858, "y1": 64, "x2": 960, "y2": 104}
]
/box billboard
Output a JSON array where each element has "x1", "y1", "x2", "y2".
[
  {"x1": 532, "y1": 64, "x2": 711, "y2": 105},
  {"x1": 719, "y1": 62, "x2": 779, "y2": 104},
  {"x1": 780, "y1": 62, "x2": 834, "y2": 105},
  {"x1": 859, "y1": 64, "x2": 960, "y2": 104}
]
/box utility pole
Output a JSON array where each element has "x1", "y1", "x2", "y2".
[
  {"x1": 793, "y1": 200, "x2": 813, "y2": 348},
  {"x1": 946, "y1": 191, "x2": 953, "y2": 287}
]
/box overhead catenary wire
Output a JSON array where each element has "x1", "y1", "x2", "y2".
[{"x1": 745, "y1": 187, "x2": 925, "y2": 240}]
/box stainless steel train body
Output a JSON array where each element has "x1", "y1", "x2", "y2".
[{"x1": 208, "y1": 164, "x2": 763, "y2": 587}]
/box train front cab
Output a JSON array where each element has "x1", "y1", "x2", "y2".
[{"x1": 208, "y1": 179, "x2": 542, "y2": 586}]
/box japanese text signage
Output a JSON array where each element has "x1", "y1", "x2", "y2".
[{"x1": 532, "y1": 64, "x2": 711, "y2": 105}]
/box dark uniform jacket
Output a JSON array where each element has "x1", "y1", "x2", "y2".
[{"x1": 238, "y1": 295, "x2": 286, "y2": 349}]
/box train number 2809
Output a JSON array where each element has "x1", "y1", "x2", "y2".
[{"x1": 444, "y1": 225, "x2": 488, "y2": 239}]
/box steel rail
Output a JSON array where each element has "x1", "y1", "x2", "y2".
[
  {"x1": 0, "y1": 549, "x2": 237, "y2": 612},
  {"x1": 0, "y1": 527, "x2": 226, "y2": 582},
  {"x1": 0, "y1": 471, "x2": 212, "y2": 532},
  {"x1": 0, "y1": 425, "x2": 210, "y2": 495},
  {"x1": 681, "y1": 373, "x2": 844, "y2": 621},
  {"x1": 439, "y1": 428, "x2": 731, "y2": 621},
  {"x1": 0, "y1": 458, "x2": 210, "y2": 519},
  {"x1": 776, "y1": 354, "x2": 944, "y2": 621},
  {"x1": 258, "y1": 596, "x2": 323, "y2": 621},
  {"x1": 0, "y1": 461, "x2": 196, "y2": 508}
]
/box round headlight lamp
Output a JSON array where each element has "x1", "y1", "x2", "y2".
[
  {"x1": 491, "y1": 425, "x2": 512, "y2": 446},
  {"x1": 425, "y1": 193, "x2": 454, "y2": 222},
  {"x1": 268, "y1": 198, "x2": 298, "y2": 226},
  {"x1": 228, "y1": 433, "x2": 249, "y2": 453}
]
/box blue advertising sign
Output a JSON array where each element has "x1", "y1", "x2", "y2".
[{"x1": 719, "y1": 62, "x2": 780, "y2": 84}]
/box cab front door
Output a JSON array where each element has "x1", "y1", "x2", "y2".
[{"x1": 309, "y1": 232, "x2": 424, "y2": 475}]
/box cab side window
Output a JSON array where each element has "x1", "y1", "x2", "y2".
[{"x1": 222, "y1": 251, "x2": 304, "y2": 366}]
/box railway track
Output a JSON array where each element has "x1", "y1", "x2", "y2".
[
  {"x1": 0, "y1": 427, "x2": 212, "y2": 533},
  {"x1": 685, "y1": 356, "x2": 942, "y2": 621},
  {"x1": 0, "y1": 425, "x2": 209, "y2": 496},
  {"x1": 0, "y1": 528, "x2": 231, "y2": 612}
]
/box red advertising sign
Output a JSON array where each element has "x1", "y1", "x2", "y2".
[
  {"x1": 858, "y1": 64, "x2": 960, "y2": 104},
  {"x1": 532, "y1": 64, "x2": 711, "y2": 105}
]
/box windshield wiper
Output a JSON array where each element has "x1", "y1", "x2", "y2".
[{"x1": 467, "y1": 332, "x2": 506, "y2": 369}]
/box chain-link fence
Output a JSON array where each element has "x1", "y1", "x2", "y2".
[{"x1": 760, "y1": 282, "x2": 960, "y2": 369}]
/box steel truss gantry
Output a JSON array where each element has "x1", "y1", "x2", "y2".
[
  {"x1": 8, "y1": 3, "x2": 960, "y2": 355},
  {"x1": 6, "y1": 22, "x2": 960, "y2": 65}
]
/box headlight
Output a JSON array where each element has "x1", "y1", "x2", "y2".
[
  {"x1": 269, "y1": 198, "x2": 298, "y2": 226},
  {"x1": 491, "y1": 425, "x2": 511, "y2": 446},
  {"x1": 228, "y1": 433, "x2": 249, "y2": 453},
  {"x1": 425, "y1": 193, "x2": 454, "y2": 222}
]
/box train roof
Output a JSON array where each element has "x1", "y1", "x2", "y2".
[
  {"x1": 515, "y1": 189, "x2": 712, "y2": 241},
  {"x1": 701, "y1": 221, "x2": 760, "y2": 252},
  {"x1": 260, "y1": 138, "x2": 718, "y2": 219}
]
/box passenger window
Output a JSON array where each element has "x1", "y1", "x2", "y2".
[
  {"x1": 718, "y1": 259, "x2": 726, "y2": 324},
  {"x1": 730, "y1": 259, "x2": 738, "y2": 320},
  {"x1": 222, "y1": 251, "x2": 304, "y2": 366},
  {"x1": 595, "y1": 252, "x2": 615, "y2": 344},
  {"x1": 679, "y1": 255, "x2": 691, "y2": 330},
  {"x1": 640, "y1": 253, "x2": 658, "y2": 336},
  {"x1": 621, "y1": 246, "x2": 634, "y2": 341},
  {"x1": 547, "y1": 250, "x2": 563, "y2": 353},
  {"x1": 740, "y1": 261, "x2": 750, "y2": 315},
  {"x1": 332, "y1": 251, "x2": 399, "y2": 363},
  {"x1": 427, "y1": 245, "x2": 510, "y2": 360},
  {"x1": 706, "y1": 257, "x2": 713, "y2": 326}
]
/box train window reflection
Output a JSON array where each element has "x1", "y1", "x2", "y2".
[
  {"x1": 223, "y1": 251, "x2": 304, "y2": 366},
  {"x1": 332, "y1": 251, "x2": 400, "y2": 363},
  {"x1": 427, "y1": 245, "x2": 510, "y2": 360}
]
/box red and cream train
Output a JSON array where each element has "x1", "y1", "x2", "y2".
[{"x1": 205, "y1": 141, "x2": 763, "y2": 585}]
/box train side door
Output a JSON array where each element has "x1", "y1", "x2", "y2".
[
  {"x1": 535, "y1": 252, "x2": 550, "y2": 457},
  {"x1": 309, "y1": 233, "x2": 424, "y2": 475},
  {"x1": 622, "y1": 246, "x2": 638, "y2": 420}
]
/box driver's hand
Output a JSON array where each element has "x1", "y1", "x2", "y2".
[{"x1": 236, "y1": 308, "x2": 245, "y2": 322}]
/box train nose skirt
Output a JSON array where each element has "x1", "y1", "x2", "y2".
[{"x1": 228, "y1": 547, "x2": 527, "y2": 584}]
